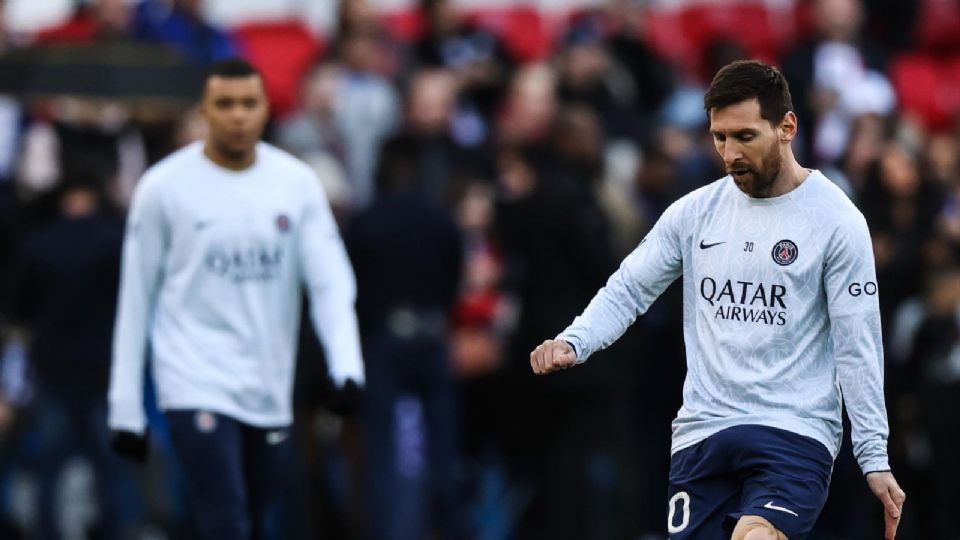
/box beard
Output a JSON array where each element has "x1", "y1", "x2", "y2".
[
  {"x1": 730, "y1": 141, "x2": 783, "y2": 198},
  {"x1": 212, "y1": 136, "x2": 256, "y2": 164}
]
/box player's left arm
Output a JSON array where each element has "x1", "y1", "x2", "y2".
[
  {"x1": 297, "y1": 175, "x2": 365, "y2": 390},
  {"x1": 823, "y1": 214, "x2": 905, "y2": 539}
]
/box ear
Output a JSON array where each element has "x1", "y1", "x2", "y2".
[{"x1": 779, "y1": 111, "x2": 798, "y2": 143}]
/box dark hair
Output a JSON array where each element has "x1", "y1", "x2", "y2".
[
  {"x1": 205, "y1": 57, "x2": 262, "y2": 84},
  {"x1": 703, "y1": 60, "x2": 793, "y2": 126}
]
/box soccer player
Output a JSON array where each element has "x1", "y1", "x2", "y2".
[
  {"x1": 529, "y1": 60, "x2": 905, "y2": 540},
  {"x1": 107, "y1": 58, "x2": 364, "y2": 539}
]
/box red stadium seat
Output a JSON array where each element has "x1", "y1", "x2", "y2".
[
  {"x1": 645, "y1": 1, "x2": 799, "y2": 81},
  {"x1": 377, "y1": 3, "x2": 555, "y2": 62},
  {"x1": 915, "y1": 0, "x2": 960, "y2": 53},
  {"x1": 233, "y1": 21, "x2": 323, "y2": 119},
  {"x1": 380, "y1": 8, "x2": 426, "y2": 42},
  {"x1": 468, "y1": 5, "x2": 553, "y2": 62},
  {"x1": 890, "y1": 52, "x2": 960, "y2": 131}
]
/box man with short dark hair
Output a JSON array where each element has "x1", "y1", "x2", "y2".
[
  {"x1": 107, "y1": 58, "x2": 364, "y2": 539},
  {"x1": 530, "y1": 60, "x2": 905, "y2": 540}
]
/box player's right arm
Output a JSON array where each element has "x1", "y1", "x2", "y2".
[
  {"x1": 107, "y1": 174, "x2": 168, "y2": 437},
  {"x1": 536, "y1": 199, "x2": 686, "y2": 373}
]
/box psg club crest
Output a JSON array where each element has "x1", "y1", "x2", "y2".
[
  {"x1": 771, "y1": 239, "x2": 798, "y2": 266},
  {"x1": 194, "y1": 411, "x2": 217, "y2": 433},
  {"x1": 276, "y1": 214, "x2": 291, "y2": 233}
]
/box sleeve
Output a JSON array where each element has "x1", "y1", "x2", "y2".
[
  {"x1": 298, "y1": 176, "x2": 365, "y2": 386},
  {"x1": 107, "y1": 176, "x2": 168, "y2": 434},
  {"x1": 823, "y1": 213, "x2": 890, "y2": 474},
  {"x1": 557, "y1": 199, "x2": 685, "y2": 362}
]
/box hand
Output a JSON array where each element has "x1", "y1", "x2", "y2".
[
  {"x1": 110, "y1": 429, "x2": 149, "y2": 463},
  {"x1": 326, "y1": 378, "x2": 362, "y2": 416},
  {"x1": 530, "y1": 339, "x2": 577, "y2": 375},
  {"x1": 866, "y1": 471, "x2": 906, "y2": 540}
]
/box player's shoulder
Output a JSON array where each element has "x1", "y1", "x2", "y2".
[
  {"x1": 667, "y1": 176, "x2": 731, "y2": 221},
  {"x1": 255, "y1": 142, "x2": 316, "y2": 182},
  {"x1": 133, "y1": 141, "x2": 206, "y2": 199},
  {"x1": 140, "y1": 141, "x2": 205, "y2": 186},
  {"x1": 805, "y1": 170, "x2": 869, "y2": 229}
]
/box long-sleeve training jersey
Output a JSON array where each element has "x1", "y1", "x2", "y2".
[
  {"x1": 559, "y1": 170, "x2": 890, "y2": 474},
  {"x1": 108, "y1": 141, "x2": 364, "y2": 434}
]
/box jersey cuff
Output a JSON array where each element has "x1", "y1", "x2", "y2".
[
  {"x1": 107, "y1": 400, "x2": 147, "y2": 435},
  {"x1": 859, "y1": 459, "x2": 891, "y2": 476},
  {"x1": 556, "y1": 334, "x2": 586, "y2": 363}
]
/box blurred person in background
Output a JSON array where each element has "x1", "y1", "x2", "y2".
[
  {"x1": 449, "y1": 178, "x2": 509, "y2": 389},
  {"x1": 386, "y1": 68, "x2": 489, "y2": 202},
  {"x1": 412, "y1": 0, "x2": 513, "y2": 148},
  {"x1": 0, "y1": 339, "x2": 28, "y2": 537},
  {"x1": 4, "y1": 159, "x2": 142, "y2": 539},
  {"x1": 107, "y1": 58, "x2": 364, "y2": 540},
  {"x1": 325, "y1": 29, "x2": 400, "y2": 210},
  {"x1": 859, "y1": 139, "x2": 943, "y2": 329},
  {"x1": 903, "y1": 266, "x2": 960, "y2": 539},
  {"x1": 883, "y1": 263, "x2": 960, "y2": 539},
  {"x1": 531, "y1": 60, "x2": 905, "y2": 540},
  {"x1": 336, "y1": 0, "x2": 404, "y2": 78},
  {"x1": 835, "y1": 113, "x2": 888, "y2": 195},
  {"x1": 496, "y1": 111, "x2": 638, "y2": 537},
  {"x1": 0, "y1": 0, "x2": 22, "y2": 304},
  {"x1": 277, "y1": 63, "x2": 352, "y2": 215},
  {"x1": 347, "y1": 136, "x2": 464, "y2": 540},
  {"x1": 556, "y1": 14, "x2": 641, "y2": 140},
  {"x1": 447, "y1": 176, "x2": 517, "y2": 538},
  {"x1": 496, "y1": 62, "x2": 558, "y2": 148},
  {"x1": 603, "y1": 0, "x2": 676, "y2": 130},
  {"x1": 781, "y1": 0, "x2": 894, "y2": 168}
]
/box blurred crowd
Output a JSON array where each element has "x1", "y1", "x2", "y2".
[{"x1": 0, "y1": 0, "x2": 958, "y2": 538}]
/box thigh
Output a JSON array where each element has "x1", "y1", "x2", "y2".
[
  {"x1": 166, "y1": 410, "x2": 249, "y2": 540},
  {"x1": 732, "y1": 427, "x2": 833, "y2": 540},
  {"x1": 667, "y1": 441, "x2": 741, "y2": 540},
  {"x1": 241, "y1": 423, "x2": 292, "y2": 525}
]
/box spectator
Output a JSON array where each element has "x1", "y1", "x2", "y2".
[
  {"x1": 277, "y1": 63, "x2": 351, "y2": 213},
  {"x1": 327, "y1": 30, "x2": 400, "y2": 210},
  {"x1": 782, "y1": 0, "x2": 894, "y2": 166},
  {"x1": 412, "y1": 0, "x2": 513, "y2": 144},
  {"x1": 5, "y1": 163, "x2": 142, "y2": 539},
  {"x1": 347, "y1": 137, "x2": 465, "y2": 540}
]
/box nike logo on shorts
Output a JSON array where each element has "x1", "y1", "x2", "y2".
[
  {"x1": 763, "y1": 501, "x2": 799, "y2": 517},
  {"x1": 265, "y1": 430, "x2": 288, "y2": 445}
]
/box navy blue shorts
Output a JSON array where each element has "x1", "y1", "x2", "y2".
[
  {"x1": 666, "y1": 425, "x2": 833, "y2": 540},
  {"x1": 166, "y1": 410, "x2": 292, "y2": 540}
]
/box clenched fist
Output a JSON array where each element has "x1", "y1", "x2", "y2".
[{"x1": 530, "y1": 339, "x2": 578, "y2": 375}]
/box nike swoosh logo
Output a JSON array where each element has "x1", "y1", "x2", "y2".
[
  {"x1": 763, "y1": 501, "x2": 799, "y2": 517},
  {"x1": 266, "y1": 430, "x2": 289, "y2": 445},
  {"x1": 699, "y1": 240, "x2": 725, "y2": 249}
]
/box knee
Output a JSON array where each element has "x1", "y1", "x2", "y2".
[
  {"x1": 732, "y1": 515, "x2": 786, "y2": 540},
  {"x1": 741, "y1": 528, "x2": 779, "y2": 540}
]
